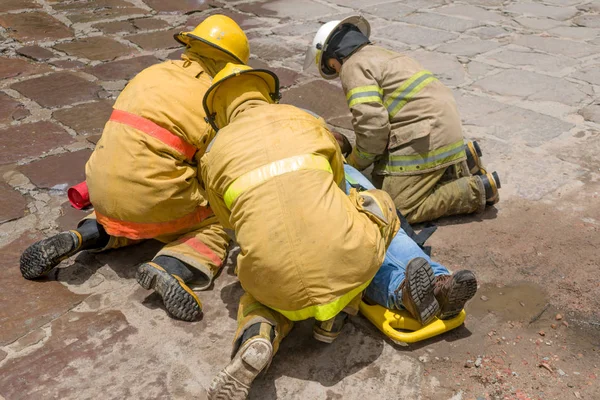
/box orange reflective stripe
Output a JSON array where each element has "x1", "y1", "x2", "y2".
[
  {"x1": 96, "y1": 207, "x2": 213, "y2": 239},
  {"x1": 109, "y1": 109, "x2": 196, "y2": 160},
  {"x1": 181, "y1": 237, "x2": 223, "y2": 267}
]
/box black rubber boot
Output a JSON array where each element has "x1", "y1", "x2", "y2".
[
  {"x1": 136, "y1": 256, "x2": 201, "y2": 321},
  {"x1": 399, "y1": 257, "x2": 440, "y2": 326},
  {"x1": 20, "y1": 232, "x2": 81, "y2": 279},
  {"x1": 20, "y1": 220, "x2": 109, "y2": 280},
  {"x1": 434, "y1": 271, "x2": 478, "y2": 320},
  {"x1": 77, "y1": 219, "x2": 110, "y2": 250}
]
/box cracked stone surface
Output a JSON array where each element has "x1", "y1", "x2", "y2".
[
  {"x1": 18, "y1": 150, "x2": 92, "y2": 190},
  {"x1": 52, "y1": 101, "x2": 114, "y2": 136},
  {"x1": 0, "y1": 182, "x2": 27, "y2": 224},
  {"x1": 0, "y1": 11, "x2": 73, "y2": 42},
  {"x1": 11, "y1": 72, "x2": 102, "y2": 108},
  {"x1": 53, "y1": 37, "x2": 136, "y2": 62},
  {"x1": 0, "y1": 57, "x2": 50, "y2": 79},
  {"x1": 473, "y1": 69, "x2": 590, "y2": 105},
  {"x1": 436, "y1": 37, "x2": 500, "y2": 57},
  {"x1": 0, "y1": 92, "x2": 30, "y2": 124},
  {"x1": 126, "y1": 28, "x2": 183, "y2": 51},
  {"x1": 0, "y1": 121, "x2": 74, "y2": 165},
  {"x1": 1, "y1": 1, "x2": 599, "y2": 399},
  {"x1": 86, "y1": 55, "x2": 161, "y2": 81},
  {"x1": 15, "y1": 45, "x2": 55, "y2": 61}
]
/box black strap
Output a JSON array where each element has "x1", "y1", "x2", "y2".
[{"x1": 396, "y1": 209, "x2": 437, "y2": 256}]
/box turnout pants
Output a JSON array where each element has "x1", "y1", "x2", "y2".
[
  {"x1": 232, "y1": 292, "x2": 362, "y2": 357},
  {"x1": 374, "y1": 161, "x2": 486, "y2": 224},
  {"x1": 81, "y1": 213, "x2": 229, "y2": 289}
]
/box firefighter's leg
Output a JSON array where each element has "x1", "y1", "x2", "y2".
[
  {"x1": 20, "y1": 213, "x2": 125, "y2": 279},
  {"x1": 313, "y1": 293, "x2": 361, "y2": 343},
  {"x1": 380, "y1": 166, "x2": 486, "y2": 224},
  {"x1": 208, "y1": 292, "x2": 293, "y2": 400},
  {"x1": 153, "y1": 216, "x2": 230, "y2": 289},
  {"x1": 136, "y1": 216, "x2": 230, "y2": 321}
]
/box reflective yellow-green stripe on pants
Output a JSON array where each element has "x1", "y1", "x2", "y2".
[
  {"x1": 381, "y1": 140, "x2": 466, "y2": 174},
  {"x1": 233, "y1": 291, "x2": 363, "y2": 357}
]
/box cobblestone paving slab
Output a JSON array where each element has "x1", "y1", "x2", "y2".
[
  {"x1": 0, "y1": 0, "x2": 599, "y2": 399},
  {"x1": 54, "y1": 36, "x2": 136, "y2": 61},
  {"x1": 0, "y1": 121, "x2": 74, "y2": 165},
  {"x1": 10, "y1": 72, "x2": 102, "y2": 108},
  {"x1": 0, "y1": 92, "x2": 30, "y2": 123},
  {"x1": 0, "y1": 182, "x2": 27, "y2": 224},
  {"x1": 0, "y1": 11, "x2": 73, "y2": 42}
]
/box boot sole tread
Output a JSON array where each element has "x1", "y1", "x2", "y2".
[
  {"x1": 208, "y1": 340, "x2": 272, "y2": 400},
  {"x1": 208, "y1": 371, "x2": 249, "y2": 400},
  {"x1": 20, "y1": 233, "x2": 76, "y2": 279},
  {"x1": 136, "y1": 264, "x2": 201, "y2": 321},
  {"x1": 405, "y1": 258, "x2": 440, "y2": 326}
]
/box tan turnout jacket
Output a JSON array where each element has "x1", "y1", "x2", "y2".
[
  {"x1": 341, "y1": 45, "x2": 466, "y2": 176},
  {"x1": 86, "y1": 59, "x2": 215, "y2": 239},
  {"x1": 202, "y1": 104, "x2": 399, "y2": 321}
]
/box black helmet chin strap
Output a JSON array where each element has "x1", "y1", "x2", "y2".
[{"x1": 204, "y1": 113, "x2": 219, "y2": 132}]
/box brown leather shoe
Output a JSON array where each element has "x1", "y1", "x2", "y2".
[
  {"x1": 434, "y1": 271, "x2": 478, "y2": 320},
  {"x1": 399, "y1": 258, "x2": 440, "y2": 326}
]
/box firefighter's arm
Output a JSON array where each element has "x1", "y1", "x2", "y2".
[
  {"x1": 343, "y1": 69, "x2": 390, "y2": 171},
  {"x1": 200, "y1": 155, "x2": 234, "y2": 231}
]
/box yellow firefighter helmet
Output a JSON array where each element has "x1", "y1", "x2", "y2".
[
  {"x1": 203, "y1": 63, "x2": 280, "y2": 131},
  {"x1": 174, "y1": 14, "x2": 250, "y2": 64}
]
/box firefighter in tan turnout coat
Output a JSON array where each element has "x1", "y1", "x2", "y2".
[
  {"x1": 19, "y1": 15, "x2": 249, "y2": 322},
  {"x1": 199, "y1": 63, "x2": 399, "y2": 400},
  {"x1": 305, "y1": 16, "x2": 501, "y2": 224}
]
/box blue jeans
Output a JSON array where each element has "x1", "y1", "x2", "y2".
[{"x1": 344, "y1": 165, "x2": 450, "y2": 310}]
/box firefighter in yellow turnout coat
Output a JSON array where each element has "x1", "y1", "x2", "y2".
[
  {"x1": 200, "y1": 64, "x2": 399, "y2": 400},
  {"x1": 305, "y1": 16, "x2": 501, "y2": 224},
  {"x1": 20, "y1": 15, "x2": 249, "y2": 322}
]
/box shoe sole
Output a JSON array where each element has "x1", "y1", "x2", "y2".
[
  {"x1": 136, "y1": 263, "x2": 201, "y2": 322},
  {"x1": 313, "y1": 328, "x2": 338, "y2": 344},
  {"x1": 404, "y1": 258, "x2": 440, "y2": 326},
  {"x1": 439, "y1": 271, "x2": 478, "y2": 320},
  {"x1": 208, "y1": 339, "x2": 272, "y2": 400},
  {"x1": 20, "y1": 232, "x2": 78, "y2": 280}
]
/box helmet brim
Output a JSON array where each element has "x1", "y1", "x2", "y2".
[
  {"x1": 317, "y1": 15, "x2": 371, "y2": 80},
  {"x1": 174, "y1": 32, "x2": 246, "y2": 64},
  {"x1": 202, "y1": 69, "x2": 281, "y2": 131}
]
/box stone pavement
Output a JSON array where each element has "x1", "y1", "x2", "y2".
[{"x1": 0, "y1": 1, "x2": 599, "y2": 399}]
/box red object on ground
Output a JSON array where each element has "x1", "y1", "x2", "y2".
[{"x1": 68, "y1": 181, "x2": 91, "y2": 209}]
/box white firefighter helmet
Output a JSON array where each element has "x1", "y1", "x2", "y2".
[{"x1": 303, "y1": 15, "x2": 370, "y2": 80}]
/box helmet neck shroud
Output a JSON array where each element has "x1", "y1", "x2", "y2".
[{"x1": 323, "y1": 24, "x2": 371, "y2": 74}]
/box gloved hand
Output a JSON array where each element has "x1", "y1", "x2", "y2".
[{"x1": 331, "y1": 131, "x2": 352, "y2": 157}]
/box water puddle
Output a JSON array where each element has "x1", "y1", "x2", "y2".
[{"x1": 467, "y1": 282, "x2": 548, "y2": 322}]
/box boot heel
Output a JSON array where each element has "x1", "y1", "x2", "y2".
[
  {"x1": 136, "y1": 262, "x2": 202, "y2": 321},
  {"x1": 20, "y1": 231, "x2": 80, "y2": 279}
]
